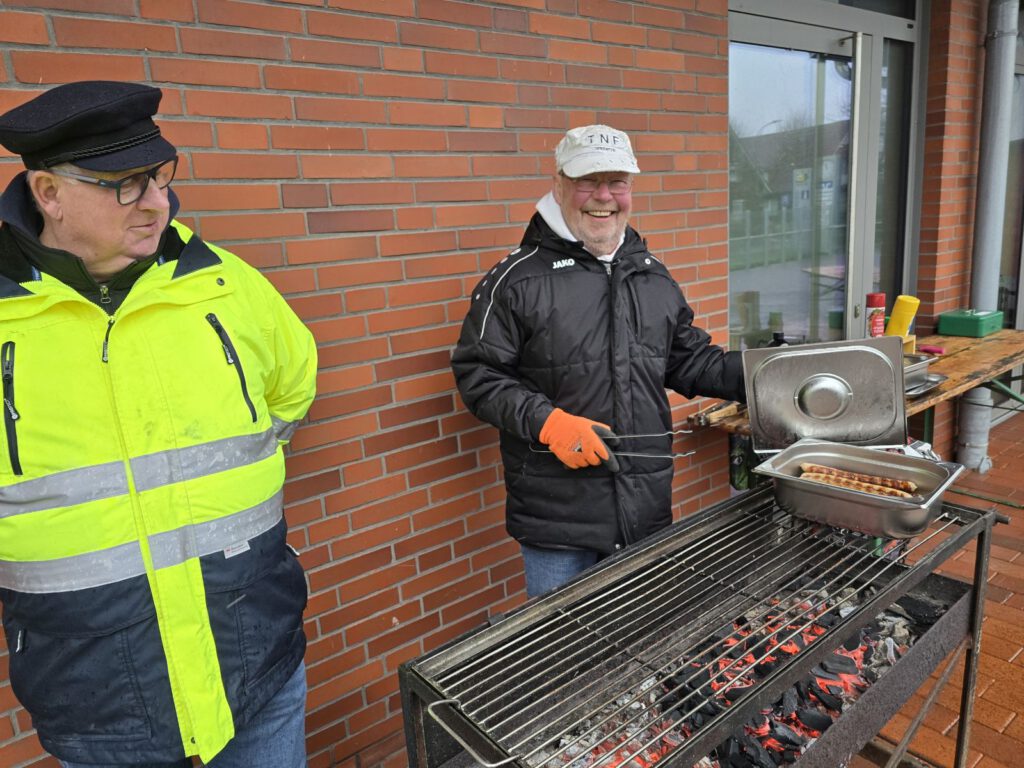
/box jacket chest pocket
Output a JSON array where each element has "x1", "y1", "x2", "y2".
[
  {"x1": 206, "y1": 313, "x2": 258, "y2": 424},
  {"x1": 2, "y1": 340, "x2": 22, "y2": 476},
  {"x1": 624, "y1": 280, "x2": 643, "y2": 342}
]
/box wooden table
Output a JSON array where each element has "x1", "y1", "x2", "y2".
[{"x1": 711, "y1": 328, "x2": 1024, "y2": 436}]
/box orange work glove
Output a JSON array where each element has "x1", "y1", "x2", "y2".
[{"x1": 539, "y1": 408, "x2": 619, "y2": 472}]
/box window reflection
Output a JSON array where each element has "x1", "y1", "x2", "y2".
[{"x1": 729, "y1": 44, "x2": 852, "y2": 348}]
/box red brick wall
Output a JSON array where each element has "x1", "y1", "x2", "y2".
[
  {"x1": 913, "y1": 0, "x2": 984, "y2": 458},
  {"x1": 0, "y1": 2, "x2": 736, "y2": 766}
]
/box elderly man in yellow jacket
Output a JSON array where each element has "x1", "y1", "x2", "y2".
[{"x1": 0, "y1": 81, "x2": 317, "y2": 768}]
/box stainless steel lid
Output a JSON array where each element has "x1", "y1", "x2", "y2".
[{"x1": 742, "y1": 336, "x2": 906, "y2": 453}]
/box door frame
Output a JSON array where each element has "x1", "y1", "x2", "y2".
[{"x1": 729, "y1": 0, "x2": 926, "y2": 340}]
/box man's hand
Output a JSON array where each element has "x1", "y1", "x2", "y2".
[{"x1": 539, "y1": 409, "x2": 619, "y2": 472}]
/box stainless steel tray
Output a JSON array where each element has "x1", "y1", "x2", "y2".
[
  {"x1": 753, "y1": 439, "x2": 963, "y2": 538},
  {"x1": 903, "y1": 353, "x2": 936, "y2": 389},
  {"x1": 906, "y1": 372, "x2": 948, "y2": 398}
]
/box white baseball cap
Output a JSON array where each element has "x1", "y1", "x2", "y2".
[{"x1": 555, "y1": 124, "x2": 640, "y2": 178}]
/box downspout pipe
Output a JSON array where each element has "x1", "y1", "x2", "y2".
[{"x1": 955, "y1": 0, "x2": 1019, "y2": 472}]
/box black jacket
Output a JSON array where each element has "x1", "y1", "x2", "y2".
[{"x1": 452, "y1": 213, "x2": 745, "y2": 554}]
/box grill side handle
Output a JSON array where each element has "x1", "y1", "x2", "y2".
[{"x1": 426, "y1": 700, "x2": 519, "y2": 767}]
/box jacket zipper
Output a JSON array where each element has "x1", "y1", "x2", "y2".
[
  {"x1": 206, "y1": 314, "x2": 258, "y2": 423},
  {"x1": 102, "y1": 318, "x2": 115, "y2": 362},
  {"x1": 2, "y1": 341, "x2": 23, "y2": 476},
  {"x1": 606, "y1": 263, "x2": 631, "y2": 546}
]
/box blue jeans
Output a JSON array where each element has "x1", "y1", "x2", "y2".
[
  {"x1": 60, "y1": 661, "x2": 307, "y2": 768},
  {"x1": 521, "y1": 544, "x2": 600, "y2": 598}
]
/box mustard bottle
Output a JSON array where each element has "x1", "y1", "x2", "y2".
[{"x1": 885, "y1": 295, "x2": 920, "y2": 338}]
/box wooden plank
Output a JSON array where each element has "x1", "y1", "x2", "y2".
[{"x1": 907, "y1": 330, "x2": 1024, "y2": 416}]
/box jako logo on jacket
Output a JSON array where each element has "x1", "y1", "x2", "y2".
[{"x1": 552, "y1": 258, "x2": 575, "y2": 269}]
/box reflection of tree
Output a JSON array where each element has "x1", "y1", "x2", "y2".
[
  {"x1": 833, "y1": 58, "x2": 853, "y2": 120},
  {"x1": 729, "y1": 123, "x2": 771, "y2": 203},
  {"x1": 729, "y1": 113, "x2": 835, "y2": 233}
]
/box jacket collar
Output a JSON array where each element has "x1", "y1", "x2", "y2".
[
  {"x1": 522, "y1": 209, "x2": 650, "y2": 270},
  {"x1": 534, "y1": 192, "x2": 627, "y2": 260},
  {"x1": 0, "y1": 172, "x2": 208, "y2": 297}
]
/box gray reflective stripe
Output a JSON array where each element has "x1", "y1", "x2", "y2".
[
  {"x1": 272, "y1": 416, "x2": 298, "y2": 442},
  {"x1": 0, "y1": 462, "x2": 128, "y2": 518},
  {"x1": 0, "y1": 492, "x2": 284, "y2": 593},
  {"x1": 149, "y1": 491, "x2": 283, "y2": 570},
  {"x1": 131, "y1": 429, "x2": 279, "y2": 493},
  {"x1": 0, "y1": 540, "x2": 145, "y2": 593}
]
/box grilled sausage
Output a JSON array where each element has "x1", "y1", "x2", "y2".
[
  {"x1": 799, "y1": 472, "x2": 914, "y2": 499},
  {"x1": 798, "y1": 462, "x2": 918, "y2": 493}
]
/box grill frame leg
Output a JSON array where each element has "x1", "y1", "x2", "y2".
[{"x1": 953, "y1": 515, "x2": 994, "y2": 768}]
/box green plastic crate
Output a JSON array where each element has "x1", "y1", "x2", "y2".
[{"x1": 937, "y1": 308, "x2": 1004, "y2": 337}]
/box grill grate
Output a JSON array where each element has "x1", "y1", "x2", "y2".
[{"x1": 404, "y1": 487, "x2": 996, "y2": 768}]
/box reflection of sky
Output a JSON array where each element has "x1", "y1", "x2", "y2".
[{"x1": 730, "y1": 42, "x2": 852, "y2": 137}]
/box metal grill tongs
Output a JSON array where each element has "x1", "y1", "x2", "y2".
[{"x1": 529, "y1": 428, "x2": 697, "y2": 466}]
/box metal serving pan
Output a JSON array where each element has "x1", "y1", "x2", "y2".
[
  {"x1": 753, "y1": 439, "x2": 963, "y2": 538},
  {"x1": 903, "y1": 353, "x2": 936, "y2": 389}
]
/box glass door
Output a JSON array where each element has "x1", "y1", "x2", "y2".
[
  {"x1": 729, "y1": 35, "x2": 855, "y2": 347},
  {"x1": 728, "y1": 6, "x2": 917, "y2": 350}
]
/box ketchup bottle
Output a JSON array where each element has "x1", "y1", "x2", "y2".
[{"x1": 866, "y1": 292, "x2": 886, "y2": 337}]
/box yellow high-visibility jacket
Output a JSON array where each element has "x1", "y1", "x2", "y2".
[{"x1": 0, "y1": 218, "x2": 317, "y2": 764}]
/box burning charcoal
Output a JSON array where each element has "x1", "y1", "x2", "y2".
[
  {"x1": 719, "y1": 737, "x2": 753, "y2": 767},
  {"x1": 821, "y1": 655, "x2": 859, "y2": 676},
  {"x1": 777, "y1": 687, "x2": 799, "y2": 719},
  {"x1": 727, "y1": 641, "x2": 751, "y2": 660},
  {"x1": 723, "y1": 680, "x2": 754, "y2": 702},
  {"x1": 769, "y1": 720, "x2": 805, "y2": 747},
  {"x1": 841, "y1": 631, "x2": 861, "y2": 651},
  {"x1": 754, "y1": 658, "x2": 780, "y2": 677},
  {"x1": 796, "y1": 707, "x2": 833, "y2": 733},
  {"x1": 775, "y1": 635, "x2": 804, "y2": 656},
  {"x1": 687, "y1": 664, "x2": 712, "y2": 687},
  {"x1": 807, "y1": 680, "x2": 843, "y2": 712},
  {"x1": 816, "y1": 610, "x2": 840, "y2": 629},
  {"x1": 736, "y1": 732, "x2": 776, "y2": 768},
  {"x1": 795, "y1": 680, "x2": 810, "y2": 702},
  {"x1": 745, "y1": 713, "x2": 770, "y2": 737},
  {"x1": 811, "y1": 666, "x2": 854, "y2": 699},
  {"x1": 861, "y1": 641, "x2": 874, "y2": 667},
  {"x1": 661, "y1": 689, "x2": 682, "y2": 712},
  {"x1": 700, "y1": 693, "x2": 725, "y2": 716}
]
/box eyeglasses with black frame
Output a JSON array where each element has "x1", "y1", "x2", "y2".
[
  {"x1": 560, "y1": 172, "x2": 632, "y2": 195},
  {"x1": 52, "y1": 157, "x2": 179, "y2": 205}
]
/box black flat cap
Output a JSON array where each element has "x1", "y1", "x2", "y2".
[{"x1": 0, "y1": 80, "x2": 176, "y2": 171}]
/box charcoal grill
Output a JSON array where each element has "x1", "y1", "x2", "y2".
[{"x1": 400, "y1": 486, "x2": 1001, "y2": 768}]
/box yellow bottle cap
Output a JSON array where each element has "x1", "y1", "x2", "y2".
[{"x1": 884, "y1": 295, "x2": 920, "y2": 337}]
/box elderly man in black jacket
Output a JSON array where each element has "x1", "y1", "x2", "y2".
[{"x1": 452, "y1": 125, "x2": 746, "y2": 598}]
